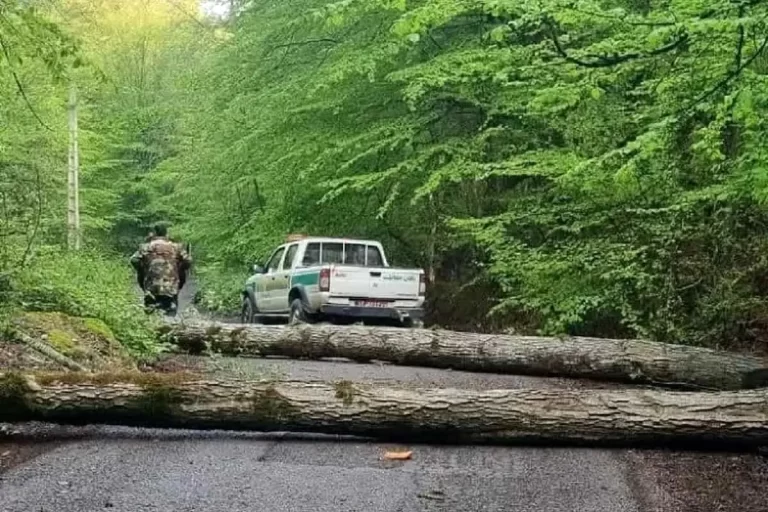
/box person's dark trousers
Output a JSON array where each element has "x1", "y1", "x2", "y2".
[{"x1": 144, "y1": 294, "x2": 178, "y2": 316}]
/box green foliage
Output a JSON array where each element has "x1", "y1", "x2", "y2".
[
  {"x1": 0, "y1": 2, "x2": 74, "y2": 279},
  {"x1": 6, "y1": 0, "x2": 768, "y2": 351},
  {"x1": 13, "y1": 249, "x2": 159, "y2": 356},
  {"x1": 193, "y1": 265, "x2": 243, "y2": 314},
  {"x1": 0, "y1": 2, "x2": 165, "y2": 358},
  {"x1": 154, "y1": 0, "x2": 768, "y2": 348},
  {"x1": 47, "y1": 0, "x2": 216, "y2": 253}
]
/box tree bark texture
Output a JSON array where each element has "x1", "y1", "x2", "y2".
[
  {"x1": 3, "y1": 372, "x2": 768, "y2": 448},
  {"x1": 164, "y1": 322, "x2": 768, "y2": 391}
]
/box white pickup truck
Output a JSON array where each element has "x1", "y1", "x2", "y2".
[{"x1": 240, "y1": 236, "x2": 426, "y2": 327}]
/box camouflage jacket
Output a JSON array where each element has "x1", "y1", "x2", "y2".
[{"x1": 130, "y1": 237, "x2": 192, "y2": 298}]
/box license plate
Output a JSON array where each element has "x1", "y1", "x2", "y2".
[{"x1": 356, "y1": 300, "x2": 389, "y2": 308}]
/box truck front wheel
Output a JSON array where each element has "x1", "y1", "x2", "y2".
[{"x1": 240, "y1": 296, "x2": 259, "y2": 324}]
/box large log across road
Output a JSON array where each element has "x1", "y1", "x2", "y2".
[
  {"x1": 2, "y1": 372, "x2": 768, "y2": 448},
  {"x1": 163, "y1": 322, "x2": 768, "y2": 391}
]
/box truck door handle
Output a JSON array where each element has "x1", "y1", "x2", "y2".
[{"x1": 370, "y1": 272, "x2": 381, "y2": 277}]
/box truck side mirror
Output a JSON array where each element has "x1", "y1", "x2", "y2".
[{"x1": 252, "y1": 264, "x2": 265, "y2": 274}]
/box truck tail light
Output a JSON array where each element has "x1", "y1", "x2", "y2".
[
  {"x1": 419, "y1": 273, "x2": 426, "y2": 296},
  {"x1": 319, "y1": 268, "x2": 331, "y2": 292}
]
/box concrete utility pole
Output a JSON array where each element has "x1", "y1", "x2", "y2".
[{"x1": 67, "y1": 85, "x2": 81, "y2": 250}]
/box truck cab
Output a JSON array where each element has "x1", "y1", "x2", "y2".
[{"x1": 241, "y1": 236, "x2": 426, "y2": 327}]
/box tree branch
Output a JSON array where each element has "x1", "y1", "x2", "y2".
[
  {"x1": 165, "y1": 0, "x2": 210, "y2": 30},
  {"x1": 18, "y1": 163, "x2": 43, "y2": 269},
  {"x1": 723, "y1": 6, "x2": 747, "y2": 118},
  {"x1": 0, "y1": 34, "x2": 53, "y2": 131},
  {"x1": 681, "y1": 33, "x2": 768, "y2": 114},
  {"x1": 565, "y1": 7, "x2": 677, "y2": 27},
  {"x1": 546, "y1": 20, "x2": 687, "y2": 68},
  {"x1": 734, "y1": 20, "x2": 746, "y2": 72},
  {"x1": 270, "y1": 38, "x2": 339, "y2": 50}
]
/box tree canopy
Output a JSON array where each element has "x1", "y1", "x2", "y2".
[{"x1": 3, "y1": 0, "x2": 768, "y2": 349}]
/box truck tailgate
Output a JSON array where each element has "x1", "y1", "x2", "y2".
[{"x1": 329, "y1": 266, "x2": 421, "y2": 300}]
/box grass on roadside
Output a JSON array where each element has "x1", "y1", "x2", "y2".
[{"x1": 8, "y1": 247, "x2": 161, "y2": 358}]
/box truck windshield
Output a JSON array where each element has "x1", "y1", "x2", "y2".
[{"x1": 301, "y1": 242, "x2": 385, "y2": 266}]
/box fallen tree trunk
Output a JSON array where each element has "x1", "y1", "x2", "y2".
[
  {"x1": 163, "y1": 322, "x2": 768, "y2": 391},
  {"x1": 3, "y1": 372, "x2": 768, "y2": 448}
]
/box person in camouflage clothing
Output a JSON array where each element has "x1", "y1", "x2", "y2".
[{"x1": 130, "y1": 224, "x2": 192, "y2": 315}]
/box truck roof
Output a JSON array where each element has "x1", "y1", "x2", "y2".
[{"x1": 283, "y1": 236, "x2": 382, "y2": 246}]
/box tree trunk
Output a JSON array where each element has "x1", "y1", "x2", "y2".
[
  {"x1": 3, "y1": 372, "x2": 768, "y2": 448},
  {"x1": 164, "y1": 322, "x2": 768, "y2": 391}
]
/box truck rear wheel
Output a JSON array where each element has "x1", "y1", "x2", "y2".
[{"x1": 289, "y1": 298, "x2": 310, "y2": 325}]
